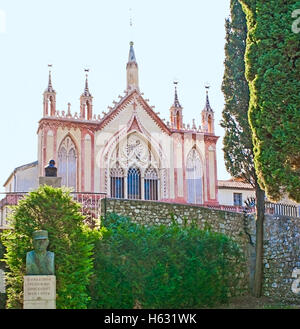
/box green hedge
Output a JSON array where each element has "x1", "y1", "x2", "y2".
[
  {"x1": 0, "y1": 186, "x2": 100, "y2": 309},
  {"x1": 89, "y1": 213, "x2": 245, "y2": 309}
]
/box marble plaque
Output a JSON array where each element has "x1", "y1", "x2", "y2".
[
  {"x1": 0, "y1": 269, "x2": 5, "y2": 293},
  {"x1": 24, "y1": 275, "x2": 56, "y2": 309},
  {"x1": 23, "y1": 300, "x2": 56, "y2": 309}
]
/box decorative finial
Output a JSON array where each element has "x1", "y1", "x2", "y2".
[{"x1": 128, "y1": 41, "x2": 136, "y2": 62}]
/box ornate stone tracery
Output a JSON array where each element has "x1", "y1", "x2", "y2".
[
  {"x1": 106, "y1": 132, "x2": 167, "y2": 199},
  {"x1": 186, "y1": 148, "x2": 203, "y2": 204},
  {"x1": 110, "y1": 133, "x2": 159, "y2": 171},
  {"x1": 57, "y1": 136, "x2": 77, "y2": 190}
]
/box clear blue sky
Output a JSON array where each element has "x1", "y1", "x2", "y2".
[{"x1": 0, "y1": 0, "x2": 232, "y2": 188}]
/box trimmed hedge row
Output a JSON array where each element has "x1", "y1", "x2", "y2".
[{"x1": 89, "y1": 213, "x2": 245, "y2": 309}]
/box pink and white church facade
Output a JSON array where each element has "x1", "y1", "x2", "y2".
[{"x1": 38, "y1": 42, "x2": 219, "y2": 206}]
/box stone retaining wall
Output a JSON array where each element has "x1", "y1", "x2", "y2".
[
  {"x1": 102, "y1": 198, "x2": 252, "y2": 297},
  {"x1": 102, "y1": 198, "x2": 300, "y2": 304},
  {"x1": 260, "y1": 215, "x2": 300, "y2": 303}
]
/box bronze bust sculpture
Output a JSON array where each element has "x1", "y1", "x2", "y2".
[
  {"x1": 44, "y1": 160, "x2": 57, "y2": 177},
  {"x1": 26, "y1": 230, "x2": 55, "y2": 275}
]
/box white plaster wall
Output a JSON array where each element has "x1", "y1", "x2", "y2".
[
  {"x1": 16, "y1": 165, "x2": 38, "y2": 192},
  {"x1": 4, "y1": 176, "x2": 14, "y2": 192},
  {"x1": 218, "y1": 188, "x2": 255, "y2": 206}
]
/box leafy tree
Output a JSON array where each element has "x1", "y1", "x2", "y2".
[
  {"x1": 0, "y1": 185, "x2": 99, "y2": 309},
  {"x1": 239, "y1": 0, "x2": 300, "y2": 203},
  {"x1": 221, "y1": 0, "x2": 265, "y2": 297}
]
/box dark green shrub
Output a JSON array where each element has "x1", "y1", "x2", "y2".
[
  {"x1": 0, "y1": 185, "x2": 100, "y2": 309},
  {"x1": 89, "y1": 213, "x2": 244, "y2": 309}
]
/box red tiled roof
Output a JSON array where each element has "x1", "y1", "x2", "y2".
[{"x1": 218, "y1": 179, "x2": 253, "y2": 190}]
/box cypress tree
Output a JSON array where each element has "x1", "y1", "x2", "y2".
[
  {"x1": 221, "y1": 0, "x2": 265, "y2": 297},
  {"x1": 239, "y1": 0, "x2": 300, "y2": 203}
]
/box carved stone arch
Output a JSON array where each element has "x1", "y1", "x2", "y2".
[
  {"x1": 58, "y1": 133, "x2": 80, "y2": 157},
  {"x1": 103, "y1": 130, "x2": 168, "y2": 199},
  {"x1": 100, "y1": 127, "x2": 168, "y2": 198}
]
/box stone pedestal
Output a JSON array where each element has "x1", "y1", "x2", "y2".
[
  {"x1": 23, "y1": 275, "x2": 56, "y2": 309},
  {"x1": 39, "y1": 177, "x2": 62, "y2": 188},
  {"x1": 0, "y1": 269, "x2": 5, "y2": 294}
]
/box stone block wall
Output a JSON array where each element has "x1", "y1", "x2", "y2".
[
  {"x1": 101, "y1": 198, "x2": 252, "y2": 297},
  {"x1": 260, "y1": 215, "x2": 300, "y2": 303},
  {"x1": 102, "y1": 198, "x2": 300, "y2": 304}
]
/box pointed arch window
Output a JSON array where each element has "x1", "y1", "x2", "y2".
[
  {"x1": 110, "y1": 165, "x2": 124, "y2": 199},
  {"x1": 127, "y1": 167, "x2": 141, "y2": 200},
  {"x1": 186, "y1": 148, "x2": 203, "y2": 204},
  {"x1": 58, "y1": 136, "x2": 77, "y2": 190},
  {"x1": 144, "y1": 167, "x2": 158, "y2": 200}
]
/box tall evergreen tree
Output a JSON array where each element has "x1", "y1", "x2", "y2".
[
  {"x1": 239, "y1": 0, "x2": 300, "y2": 203},
  {"x1": 221, "y1": 0, "x2": 265, "y2": 297}
]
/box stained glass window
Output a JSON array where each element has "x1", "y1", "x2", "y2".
[
  {"x1": 127, "y1": 167, "x2": 141, "y2": 200},
  {"x1": 144, "y1": 167, "x2": 158, "y2": 200},
  {"x1": 110, "y1": 166, "x2": 124, "y2": 199}
]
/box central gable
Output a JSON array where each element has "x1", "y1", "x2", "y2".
[{"x1": 97, "y1": 90, "x2": 171, "y2": 136}]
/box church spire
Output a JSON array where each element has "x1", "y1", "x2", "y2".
[
  {"x1": 170, "y1": 81, "x2": 183, "y2": 130},
  {"x1": 173, "y1": 81, "x2": 181, "y2": 108},
  {"x1": 202, "y1": 85, "x2": 215, "y2": 133},
  {"x1": 83, "y1": 69, "x2": 91, "y2": 97},
  {"x1": 46, "y1": 64, "x2": 55, "y2": 93},
  {"x1": 80, "y1": 69, "x2": 93, "y2": 120},
  {"x1": 126, "y1": 41, "x2": 139, "y2": 91},
  {"x1": 203, "y1": 85, "x2": 213, "y2": 112},
  {"x1": 43, "y1": 65, "x2": 56, "y2": 116}
]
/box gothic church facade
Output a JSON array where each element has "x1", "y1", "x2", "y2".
[{"x1": 38, "y1": 42, "x2": 219, "y2": 206}]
